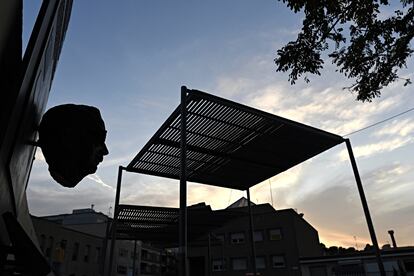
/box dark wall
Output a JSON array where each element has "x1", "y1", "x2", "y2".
[
  {"x1": 293, "y1": 214, "x2": 322, "y2": 258},
  {"x1": 0, "y1": 0, "x2": 73, "y2": 250},
  {"x1": 0, "y1": 0, "x2": 22, "y2": 142},
  {"x1": 0, "y1": 0, "x2": 23, "y2": 245}
]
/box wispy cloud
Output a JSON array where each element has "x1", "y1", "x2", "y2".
[
  {"x1": 86, "y1": 174, "x2": 114, "y2": 190},
  {"x1": 339, "y1": 136, "x2": 414, "y2": 161},
  {"x1": 373, "y1": 118, "x2": 414, "y2": 138},
  {"x1": 100, "y1": 154, "x2": 134, "y2": 168}
]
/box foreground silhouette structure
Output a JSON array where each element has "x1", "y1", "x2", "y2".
[
  {"x1": 0, "y1": 0, "x2": 73, "y2": 274},
  {"x1": 107, "y1": 86, "x2": 386, "y2": 276}
]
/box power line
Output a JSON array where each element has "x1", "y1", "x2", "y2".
[{"x1": 343, "y1": 107, "x2": 414, "y2": 137}]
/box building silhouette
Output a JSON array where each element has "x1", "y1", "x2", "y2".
[
  {"x1": 32, "y1": 207, "x2": 176, "y2": 276},
  {"x1": 188, "y1": 197, "x2": 322, "y2": 276},
  {"x1": 300, "y1": 246, "x2": 414, "y2": 275}
]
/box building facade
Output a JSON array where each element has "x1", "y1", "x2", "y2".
[
  {"x1": 32, "y1": 208, "x2": 176, "y2": 276},
  {"x1": 188, "y1": 198, "x2": 322, "y2": 276},
  {"x1": 32, "y1": 216, "x2": 103, "y2": 276},
  {"x1": 300, "y1": 247, "x2": 414, "y2": 276}
]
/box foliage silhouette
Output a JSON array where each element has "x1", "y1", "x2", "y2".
[{"x1": 275, "y1": 0, "x2": 414, "y2": 102}]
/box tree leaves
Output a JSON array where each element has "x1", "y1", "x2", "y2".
[{"x1": 275, "y1": 0, "x2": 414, "y2": 102}]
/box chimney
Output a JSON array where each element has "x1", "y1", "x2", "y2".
[{"x1": 388, "y1": 230, "x2": 397, "y2": 248}]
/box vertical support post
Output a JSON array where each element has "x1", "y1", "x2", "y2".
[
  {"x1": 132, "y1": 240, "x2": 137, "y2": 276},
  {"x1": 179, "y1": 86, "x2": 188, "y2": 276},
  {"x1": 345, "y1": 139, "x2": 385, "y2": 276},
  {"x1": 207, "y1": 233, "x2": 211, "y2": 276},
  {"x1": 107, "y1": 166, "x2": 124, "y2": 276},
  {"x1": 101, "y1": 216, "x2": 111, "y2": 276},
  {"x1": 246, "y1": 189, "x2": 257, "y2": 275}
]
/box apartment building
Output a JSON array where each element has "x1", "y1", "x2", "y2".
[
  {"x1": 32, "y1": 208, "x2": 176, "y2": 276},
  {"x1": 188, "y1": 198, "x2": 322, "y2": 276}
]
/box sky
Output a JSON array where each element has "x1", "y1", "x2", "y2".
[{"x1": 23, "y1": 1, "x2": 414, "y2": 249}]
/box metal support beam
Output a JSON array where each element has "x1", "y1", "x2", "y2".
[
  {"x1": 132, "y1": 240, "x2": 137, "y2": 276},
  {"x1": 179, "y1": 86, "x2": 188, "y2": 276},
  {"x1": 207, "y1": 233, "x2": 211, "y2": 276},
  {"x1": 246, "y1": 189, "x2": 257, "y2": 275},
  {"x1": 101, "y1": 216, "x2": 111, "y2": 276},
  {"x1": 107, "y1": 166, "x2": 124, "y2": 276},
  {"x1": 345, "y1": 139, "x2": 385, "y2": 276}
]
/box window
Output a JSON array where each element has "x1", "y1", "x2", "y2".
[
  {"x1": 84, "y1": 245, "x2": 90, "y2": 262},
  {"x1": 142, "y1": 249, "x2": 148, "y2": 260},
  {"x1": 141, "y1": 263, "x2": 149, "y2": 273},
  {"x1": 253, "y1": 230, "x2": 264, "y2": 242},
  {"x1": 117, "y1": 265, "x2": 127, "y2": 275},
  {"x1": 72, "y1": 242, "x2": 79, "y2": 261},
  {"x1": 60, "y1": 239, "x2": 67, "y2": 249},
  {"x1": 405, "y1": 260, "x2": 414, "y2": 272},
  {"x1": 95, "y1": 247, "x2": 101, "y2": 263},
  {"x1": 272, "y1": 255, "x2": 286, "y2": 268},
  {"x1": 269, "y1": 228, "x2": 282, "y2": 241},
  {"x1": 310, "y1": 266, "x2": 327, "y2": 276},
  {"x1": 256, "y1": 256, "x2": 266, "y2": 269},
  {"x1": 232, "y1": 258, "x2": 247, "y2": 270},
  {"x1": 213, "y1": 233, "x2": 225, "y2": 243},
  {"x1": 46, "y1": 236, "x2": 54, "y2": 258},
  {"x1": 55, "y1": 240, "x2": 66, "y2": 263},
  {"x1": 130, "y1": 249, "x2": 138, "y2": 260},
  {"x1": 212, "y1": 259, "x2": 226, "y2": 271},
  {"x1": 230, "y1": 232, "x2": 245, "y2": 244},
  {"x1": 118, "y1": 248, "x2": 128, "y2": 258}
]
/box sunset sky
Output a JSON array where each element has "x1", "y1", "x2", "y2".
[{"x1": 24, "y1": 0, "x2": 414, "y2": 248}]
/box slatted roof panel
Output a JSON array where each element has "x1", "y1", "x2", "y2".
[
  {"x1": 114, "y1": 204, "x2": 245, "y2": 243},
  {"x1": 127, "y1": 89, "x2": 344, "y2": 190}
]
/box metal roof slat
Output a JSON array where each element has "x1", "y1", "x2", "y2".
[{"x1": 128, "y1": 88, "x2": 344, "y2": 190}]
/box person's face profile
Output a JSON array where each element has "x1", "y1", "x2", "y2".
[
  {"x1": 39, "y1": 104, "x2": 109, "y2": 187},
  {"x1": 84, "y1": 128, "x2": 109, "y2": 174}
]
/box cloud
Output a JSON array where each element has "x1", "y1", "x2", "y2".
[
  {"x1": 245, "y1": 82, "x2": 367, "y2": 135},
  {"x1": 119, "y1": 175, "x2": 179, "y2": 207},
  {"x1": 27, "y1": 180, "x2": 114, "y2": 216},
  {"x1": 100, "y1": 154, "x2": 135, "y2": 168},
  {"x1": 291, "y1": 162, "x2": 414, "y2": 247},
  {"x1": 35, "y1": 148, "x2": 45, "y2": 161},
  {"x1": 338, "y1": 136, "x2": 414, "y2": 161},
  {"x1": 373, "y1": 118, "x2": 414, "y2": 138},
  {"x1": 216, "y1": 77, "x2": 253, "y2": 98},
  {"x1": 86, "y1": 174, "x2": 114, "y2": 190}
]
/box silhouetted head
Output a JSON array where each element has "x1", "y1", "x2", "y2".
[{"x1": 38, "y1": 104, "x2": 108, "y2": 187}]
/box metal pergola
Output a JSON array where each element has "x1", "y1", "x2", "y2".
[
  {"x1": 107, "y1": 86, "x2": 386, "y2": 276},
  {"x1": 110, "y1": 204, "x2": 245, "y2": 245}
]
